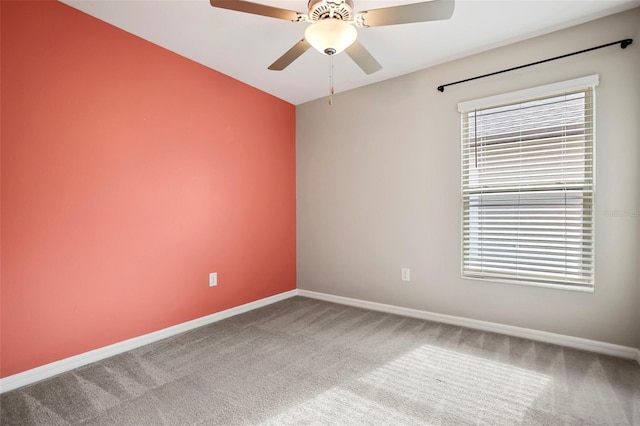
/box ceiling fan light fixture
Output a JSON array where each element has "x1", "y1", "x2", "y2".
[{"x1": 304, "y1": 18, "x2": 357, "y2": 55}]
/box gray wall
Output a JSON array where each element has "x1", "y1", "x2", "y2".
[{"x1": 296, "y1": 8, "x2": 640, "y2": 348}]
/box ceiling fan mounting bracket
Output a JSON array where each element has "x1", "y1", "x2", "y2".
[{"x1": 354, "y1": 12, "x2": 368, "y2": 28}]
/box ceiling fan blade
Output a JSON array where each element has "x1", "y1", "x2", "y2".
[
  {"x1": 210, "y1": 0, "x2": 301, "y2": 21},
  {"x1": 345, "y1": 40, "x2": 382, "y2": 75},
  {"x1": 268, "y1": 39, "x2": 312, "y2": 71},
  {"x1": 358, "y1": 0, "x2": 454, "y2": 27}
]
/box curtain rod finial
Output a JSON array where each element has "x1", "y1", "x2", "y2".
[
  {"x1": 621, "y1": 39, "x2": 633, "y2": 49},
  {"x1": 437, "y1": 86, "x2": 445, "y2": 92}
]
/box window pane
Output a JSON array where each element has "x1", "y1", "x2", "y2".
[{"x1": 461, "y1": 86, "x2": 594, "y2": 289}]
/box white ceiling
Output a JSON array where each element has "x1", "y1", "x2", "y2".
[{"x1": 62, "y1": 0, "x2": 639, "y2": 105}]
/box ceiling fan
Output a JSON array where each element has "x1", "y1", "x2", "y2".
[{"x1": 210, "y1": 0, "x2": 455, "y2": 75}]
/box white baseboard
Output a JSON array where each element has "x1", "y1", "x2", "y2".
[
  {"x1": 0, "y1": 290, "x2": 298, "y2": 394},
  {"x1": 297, "y1": 289, "x2": 640, "y2": 363},
  {"x1": 3, "y1": 287, "x2": 638, "y2": 393}
]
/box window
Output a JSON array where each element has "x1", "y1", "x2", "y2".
[{"x1": 459, "y1": 75, "x2": 597, "y2": 291}]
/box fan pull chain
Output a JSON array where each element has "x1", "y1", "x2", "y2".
[{"x1": 329, "y1": 52, "x2": 334, "y2": 105}]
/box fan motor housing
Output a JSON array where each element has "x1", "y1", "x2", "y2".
[{"x1": 307, "y1": 0, "x2": 354, "y2": 21}]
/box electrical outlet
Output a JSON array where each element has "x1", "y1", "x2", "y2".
[
  {"x1": 209, "y1": 272, "x2": 217, "y2": 287},
  {"x1": 401, "y1": 268, "x2": 410, "y2": 282}
]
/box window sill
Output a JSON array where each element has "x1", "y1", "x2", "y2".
[{"x1": 461, "y1": 274, "x2": 595, "y2": 293}]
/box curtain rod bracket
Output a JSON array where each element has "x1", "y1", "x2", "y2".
[{"x1": 437, "y1": 38, "x2": 633, "y2": 93}]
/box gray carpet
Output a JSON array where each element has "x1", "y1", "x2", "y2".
[{"x1": 1, "y1": 296, "x2": 639, "y2": 425}]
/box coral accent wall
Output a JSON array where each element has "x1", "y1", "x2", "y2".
[{"x1": 1, "y1": 1, "x2": 296, "y2": 378}]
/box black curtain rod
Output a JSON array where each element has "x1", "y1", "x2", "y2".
[{"x1": 437, "y1": 38, "x2": 633, "y2": 92}]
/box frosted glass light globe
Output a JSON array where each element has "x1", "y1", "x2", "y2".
[{"x1": 305, "y1": 18, "x2": 357, "y2": 55}]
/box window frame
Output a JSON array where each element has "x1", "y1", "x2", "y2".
[{"x1": 458, "y1": 75, "x2": 598, "y2": 292}]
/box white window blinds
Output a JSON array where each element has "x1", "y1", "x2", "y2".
[{"x1": 459, "y1": 76, "x2": 597, "y2": 291}]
